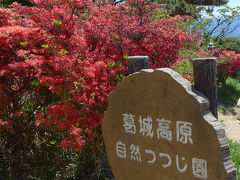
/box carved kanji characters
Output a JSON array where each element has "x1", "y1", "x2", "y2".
[
  {"x1": 176, "y1": 121, "x2": 193, "y2": 144},
  {"x1": 156, "y1": 118, "x2": 172, "y2": 141},
  {"x1": 139, "y1": 115, "x2": 154, "y2": 138},
  {"x1": 192, "y1": 158, "x2": 207, "y2": 179},
  {"x1": 116, "y1": 141, "x2": 126, "y2": 159},
  {"x1": 130, "y1": 144, "x2": 141, "y2": 162},
  {"x1": 122, "y1": 113, "x2": 136, "y2": 134}
]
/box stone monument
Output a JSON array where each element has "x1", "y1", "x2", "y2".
[{"x1": 103, "y1": 68, "x2": 236, "y2": 180}]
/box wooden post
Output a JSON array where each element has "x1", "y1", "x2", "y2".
[
  {"x1": 128, "y1": 56, "x2": 149, "y2": 74},
  {"x1": 193, "y1": 58, "x2": 218, "y2": 119}
]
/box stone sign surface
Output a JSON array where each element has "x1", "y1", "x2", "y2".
[{"x1": 103, "y1": 68, "x2": 236, "y2": 180}]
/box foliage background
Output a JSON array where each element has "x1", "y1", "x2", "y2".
[{"x1": 0, "y1": 0, "x2": 239, "y2": 179}]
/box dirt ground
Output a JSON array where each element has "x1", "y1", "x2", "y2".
[{"x1": 218, "y1": 106, "x2": 240, "y2": 142}]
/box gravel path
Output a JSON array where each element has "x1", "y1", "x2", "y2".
[{"x1": 218, "y1": 106, "x2": 240, "y2": 143}]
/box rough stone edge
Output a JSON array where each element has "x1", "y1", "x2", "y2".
[
  {"x1": 154, "y1": 68, "x2": 210, "y2": 111},
  {"x1": 106, "y1": 68, "x2": 236, "y2": 179},
  {"x1": 202, "y1": 111, "x2": 236, "y2": 180}
]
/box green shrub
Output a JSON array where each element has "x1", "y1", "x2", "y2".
[
  {"x1": 212, "y1": 36, "x2": 240, "y2": 54},
  {"x1": 218, "y1": 77, "x2": 240, "y2": 106},
  {"x1": 174, "y1": 59, "x2": 193, "y2": 82},
  {"x1": 229, "y1": 140, "x2": 240, "y2": 180}
]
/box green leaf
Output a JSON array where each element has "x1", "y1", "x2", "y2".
[
  {"x1": 49, "y1": 140, "x2": 56, "y2": 145},
  {"x1": 31, "y1": 81, "x2": 40, "y2": 87},
  {"x1": 41, "y1": 44, "x2": 49, "y2": 48},
  {"x1": 113, "y1": 35, "x2": 119, "y2": 40},
  {"x1": 90, "y1": 93, "x2": 95, "y2": 99},
  {"x1": 20, "y1": 41, "x2": 29, "y2": 46},
  {"x1": 59, "y1": 49, "x2": 68, "y2": 55},
  {"x1": 119, "y1": 74, "x2": 125, "y2": 79},
  {"x1": 73, "y1": 81, "x2": 79, "y2": 85},
  {"x1": 219, "y1": 60, "x2": 227, "y2": 65},
  {"x1": 53, "y1": 19, "x2": 62, "y2": 26},
  {"x1": 107, "y1": 62, "x2": 115, "y2": 68},
  {"x1": 116, "y1": 61, "x2": 122, "y2": 66}
]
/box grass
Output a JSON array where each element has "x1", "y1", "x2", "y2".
[
  {"x1": 218, "y1": 77, "x2": 240, "y2": 107},
  {"x1": 229, "y1": 140, "x2": 240, "y2": 179}
]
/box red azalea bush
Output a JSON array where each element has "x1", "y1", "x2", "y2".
[
  {"x1": 215, "y1": 50, "x2": 240, "y2": 83},
  {"x1": 0, "y1": 0, "x2": 193, "y2": 154}
]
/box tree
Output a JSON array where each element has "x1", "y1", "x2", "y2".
[
  {"x1": 184, "y1": 0, "x2": 228, "y2": 6},
  {"x1": 204, "y1": 6, "x2": 240, "y2": 41},
  {"x1": 186, "y1": 5, "x2": 240, "y2": 44},
  {"x1": 213, "y1": 36, "x2": 240, "y2": 53},
  {"x1": 157, "y1": 0, "x2": 202, "y2": 18}
]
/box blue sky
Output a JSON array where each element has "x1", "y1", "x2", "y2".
[{"x1": 227, "y1": 0, "x2": 240, "y2": 7}]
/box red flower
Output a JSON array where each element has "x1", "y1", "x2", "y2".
[{"x1": 1, "y1": 0, "x2": 193, "y2": 151}]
